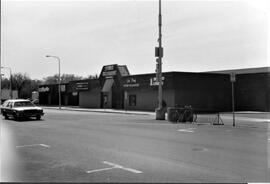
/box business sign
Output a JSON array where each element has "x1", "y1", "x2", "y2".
[
  {"x1": 61, "y1": 85, "x2": 66, "y2": 92},
  {"x1": 38, "y1": 87, "x2": 50, "y2": 92},
  {"x1": 123, "y1": 78, "x2": 140, "y2": 88},
  {"x1": 150, "y1": 77, "x2": 165, "y2": 86},
  {"x1": 102, "y1": 70, "x2": 117, "y2": 77},
  {"x1": 76, "y1": 82, "x2": 89, "y2": 91},
  {"x1": 102, "y1": 65, "x2": 117, "y2": 77},
  {"x1": 104, "y1": 65, "x2": 115, "y2": 71}
]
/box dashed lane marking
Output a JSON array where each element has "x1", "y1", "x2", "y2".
[
  {"x1": 177, "y1": 128, "x2": 196, "y2": 133},
  {"x1": 16, "y1": 144, "x2": 51, "y2": 148},
  {"x1": 86, "y1": 167, "x2": 116, "y2": 174},
  {"x1": 86, "y1": 161, "x2": 143, "y2": 174}
]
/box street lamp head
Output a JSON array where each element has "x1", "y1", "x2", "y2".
[{"x1": 45, "y1": 55, "x2": 51, "y2": 57}]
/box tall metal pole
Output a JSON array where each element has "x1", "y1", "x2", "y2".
[
  {"x1": 58, "y1": 57, "x2": 61, "y2": 110},
  {"x1": 9, "y1": 68, "x2": 12, "y2": 99},
  {"x1": 46, "y1": 55, "x2": 61, "y2": 110},
  {"x1": 232, "y1": 80, "x2": 235, "y2": 126},
  {"x1": 0, "y1": 65, "x2": 2, "y2": 107},
  {"x1": 231, "y1": 72, "x2": 236, "y2": 126},
  {"x1": 158, "y1": 0, "x2": 163, "y2": 110},
  {"x1": 155, "y1": 0, "x2": 165, "y2": 120}
]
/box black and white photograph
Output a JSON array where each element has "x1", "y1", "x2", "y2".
[{"x1": 1, "y1": 0, "x2": 269, "y2": 182}]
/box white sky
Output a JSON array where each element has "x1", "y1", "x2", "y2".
[{"x1": 1, "y1": 0, "x2": 270, "y2": 80}]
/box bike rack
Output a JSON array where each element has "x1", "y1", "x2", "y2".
[{"x1": 212, "y1": 113, "x2": 224, "y2": 125}]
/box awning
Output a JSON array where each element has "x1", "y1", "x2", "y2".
[{"x1": 101, "y1": 78, "x2": 114, "y2": 92}]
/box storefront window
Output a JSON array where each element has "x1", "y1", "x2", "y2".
[{"x1": 129, "y1": 95, "x2": 136, "y2": 106}]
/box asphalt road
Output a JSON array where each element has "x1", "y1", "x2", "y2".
[{"x1": 1, "y1": 109, "x2": 269, "y2": 182}]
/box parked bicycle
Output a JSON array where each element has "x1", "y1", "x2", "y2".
[{"x1": 170, "y1": 105, "x2": 197, "y2": 123}]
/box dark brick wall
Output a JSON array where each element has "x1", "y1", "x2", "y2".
[
  {"x1": 173, "y1": 73, "x2": 231, "y2": 112},
  {"x1": 235, "y1": 73, "x2": 269, "y2": 111},
  {"x1": 123, "y1": 72, "x2": 232, "y2": 112}
]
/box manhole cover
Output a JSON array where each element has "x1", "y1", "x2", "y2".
[{"x1": 192, "y1": 148, "x2": 206, "y2": 151}]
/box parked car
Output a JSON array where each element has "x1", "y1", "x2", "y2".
[{"x1": 1, "y1": 99, "x2": 44, "y2": 120}]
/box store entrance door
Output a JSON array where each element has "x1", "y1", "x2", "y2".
[{"x1": 102, "y1": 92, "x2": 112, "y2": 108}]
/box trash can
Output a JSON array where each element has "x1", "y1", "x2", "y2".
[{"x1": 155, "y1": 107, "x2": 167, "y2": 120}]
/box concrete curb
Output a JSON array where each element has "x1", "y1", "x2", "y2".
[{"x1": 42, "y1": 106, "x2": 154, "y2": 116}]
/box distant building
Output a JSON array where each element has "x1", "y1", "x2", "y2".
[
  {"x1": 1, "y1": 89, "x2": 18, "y2": 102},
  {"x1": 39, "y1": 65, "x2": 270, "y2": 112}
]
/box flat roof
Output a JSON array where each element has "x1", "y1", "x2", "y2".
[{"x1": 206, "y1": 67, "x2": 270, "y2": 74}]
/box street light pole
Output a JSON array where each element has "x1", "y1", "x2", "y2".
[
  {"x1": 155, "y1": 0, "x2": 165, "y2": 120},
  {"x1": 1, "y1": 67, "x2": 12, "y2": 99},
  {"x1": 230, "y1": 73, "x2": 236, "y2": 126},
  {"x1": 0, "y1": 65, "x2": 2, "y2": 106},
  {"x1": 158, "y1": 0, "x2": 163, "y2": 110},
  {"x1": 46, "y1": 55, "x2": 61, "y2": 110}
]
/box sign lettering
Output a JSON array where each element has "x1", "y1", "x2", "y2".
[
  {"x1": 102, "y1": 70, "x2": 117, "y2": 77},
  {"x1": 38, "y1": 87, "x2": 49, "y2": 92},
  {"x1": 150, "y1": 77, "x2": 165, "y2": 86}
]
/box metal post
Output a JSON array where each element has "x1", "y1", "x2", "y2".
[
  {"x1": 46, "y1": 55, "x2": 61, "y2": 110},
  {"x1": 9, "y1": 68, "x2": 12, "y2": 99},
  {"x1": 58, "y1": 58, "x2": 61, "y2": 110},
  {"x1": 155, "y1": 0, "x2": 165, "y2": 120},
  {"x1": 0, "y1": 65, "x2": 2, "y2": 107},
  {"x1": 158, "y1": 0, "x2": 162, "y2": 110},
  {"x1": 232, "y1": 80, "x2": 235, "y2": 126}
]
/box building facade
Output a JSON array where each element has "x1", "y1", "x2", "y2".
[{"x1": 38, "y1": 64, "x2": 270, "y2": 112}]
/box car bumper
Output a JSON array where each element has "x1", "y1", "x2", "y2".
[{"x1": 16, "y1": 112, "x2": 44, "y2": 118}]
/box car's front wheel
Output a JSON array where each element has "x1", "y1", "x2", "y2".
[{"x1": 3, "y1": 113, "x2": 8, "y2": 119}]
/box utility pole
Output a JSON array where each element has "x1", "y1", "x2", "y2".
[
  {"x1": 231, "y1": 73, "x2": 236, "y2": 126},
  {"x1": 155, "y1": 0, "x2": 165, "y2": 120},
  {"x1": 0, "y1": 63, "x2": 2, "y2": 107},
  {"x1": 46, "y1": 55, "x2": 61, "y2": 110}
]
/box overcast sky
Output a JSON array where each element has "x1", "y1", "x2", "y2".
[{"x1": 1, "y1": 0, "x2": 270, "y2": 80}]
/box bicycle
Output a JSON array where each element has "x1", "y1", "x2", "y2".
[
  {"x1": 170, "y1": 106, "x2": 197, "y2": 123},
  {"x1": 170, "y1": 108, "x2": 184, "y2": 123}
]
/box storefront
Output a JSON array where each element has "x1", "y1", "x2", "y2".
[
  {"x1": 122, "y1": 72, "x2": 231, "y2": 112},
  {"x1": 38, "y1": 64, "x2": 270, "y2": 112},
  {"x1": 99, "y1": 64, "x2": 129, "y2": 109},
  {"x1": 38, "y1": 83, "x2": 69, "y2": 106}
]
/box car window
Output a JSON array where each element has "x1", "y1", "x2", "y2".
[
  {"x1": 2, "y1": 101, "x2": 9, "y2": 107},
  {"x1": 7, "y1": 102, "x2": 12, "y2": 108},
  {"x1": 14, "y1": 101, "x2": 34, "y2": 107}
]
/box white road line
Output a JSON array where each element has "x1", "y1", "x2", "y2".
[
  {"x1": 177, "y1": 128, "x2": 195, "y2": 133},
  {"x1": 103, "y1": 161, "x2": 143, "y2": 174},
  {"x1": 16, "y1": 144, "x2": 50, "y2": 148},
  {"x1": 86, "y1": 161, "x2": 143, "y2": 174},
  {"x1": 86, "y1": 167, "x2": 116, "y2": 174},
  {"x1": 39, "y1": 144, "x2": 51, "y2": 148}
]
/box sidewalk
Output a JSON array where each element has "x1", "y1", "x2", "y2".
[
  {"x1": 42, "y1": 106, "x2": 155, "y2": 116},
  {"x1": 42, "y1": 106, "x2": 269, "y2": 128}
]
